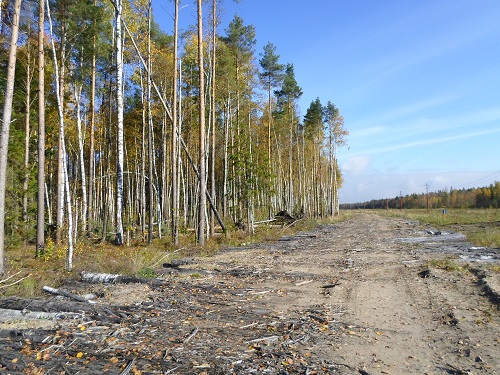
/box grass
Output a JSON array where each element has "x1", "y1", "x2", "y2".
[
  {"x1": 378, "y1": 208, "x2": 500, "y2": 248},
  {"x1": 427, "y1": 257, "x2": 470, "y2": 273},
  {"x1": 1, "y1": 213, "x2": 350, "y2": 298}
]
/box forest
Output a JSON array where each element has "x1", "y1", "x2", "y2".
[
  {"x1": 342, "y1": 181, "x2": 500, "y2": 210},
  {"x1": 0, "y1": 0, "x2": 348, "y2": 274}
]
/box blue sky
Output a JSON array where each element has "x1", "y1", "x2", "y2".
[{"x1": 153, "y1": 0, "x2": 500, "y2": 203}]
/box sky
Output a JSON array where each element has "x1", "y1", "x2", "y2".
[{"x1": 152, "y1": 0, "x2": 500, "y2": 204}]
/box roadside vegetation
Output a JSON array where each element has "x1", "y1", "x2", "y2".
[{"x1": 1, "y1": 214, "x2": 350, "y2": 298}]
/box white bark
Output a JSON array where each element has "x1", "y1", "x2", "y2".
[
  {"x1": 47, "y1": 0, "x2": 74, "y2": 270},
  {"x1": 74, "y1": 85, "x2": 88, "y2": 232},
  {"x1": 0, "y1": 0, "x2": 22, "y2": 275},
  {"x1": 114, "y1": 0, "x2": 125, "y2": 245},
  {"x1": 36, "y1": 0, "x2": 46, "y2": 257},
  {"x1": 171, "y1": 0, "x2": 179, "y2": 244},
  {"x1": 197, "y1": 0, "x2": 206, "y2": 245}
]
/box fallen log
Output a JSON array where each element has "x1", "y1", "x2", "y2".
[
  {"x1": 42, "y1": 286, "x2": 91, "y2": 303},
  {"x1": 81, "y1": 271, "x2": 169, "y2": 287},
  {"x1": 0, "y1": 307, "x2": 80, "y2": 322},
  {"x1": 0, "y1": 296, "x2": 96, "y2": 314}
]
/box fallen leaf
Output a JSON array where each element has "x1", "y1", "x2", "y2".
[{"x1": 76, "y1": 352, "x2": 84, "y2": 358}]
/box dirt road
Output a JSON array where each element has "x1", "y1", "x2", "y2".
[{"x1": 0, "y1": 213, "x2": 499, "y2": 374}]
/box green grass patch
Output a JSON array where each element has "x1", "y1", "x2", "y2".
[
  {"x1": 377, "y1": 208, "x2": 500, "y2": 248},
  {"x1": 427, "y1": 257, "x2": 470, "y2": 273}
]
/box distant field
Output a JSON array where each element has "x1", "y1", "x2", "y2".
[{"x1": 377, "y1": 208, "x2": 500, "y2": 248}]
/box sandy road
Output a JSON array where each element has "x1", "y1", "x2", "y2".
[{"x1": 200, "y1": 212, "x2": 500, "y2": 374}]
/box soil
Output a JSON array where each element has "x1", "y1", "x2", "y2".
[{"x1": 0, "y1": 212, "x2": 499, "y2": 375}]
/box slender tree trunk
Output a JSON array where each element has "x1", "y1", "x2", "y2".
[
  {"x1": 87, "y1": 16, "x2": 96, "y2": 233},
  {"x1": 333, "y1": 142, "x2": 339, "y2": 216},
  {"x1": 55, "y1": 29, "x2": 67, "y2": 244},
  {"x1": 197, "y1": 0, "x2": 206, "y2": 245},
  {"x1": 171, "y1": 0, "x2": 179, "y2": 243},
  {"x1": 75, "y1": 85, "x2": 87, "y2": 233},
  {"x1": 36, "y1": 0, "x2": 46, "y2": 257},
  {"x1": 114, "y1": 0, "x2": 124, "y2": 245},
  {"x1": 147, "y1": 0, "x2": 153, "y2": 244},
  {"x1": 222, "y1": 98, "x2": 229, "y2": 218},
  {"x1": 209, "y1": 0, "x2": 217, "y2": 237},
  {"x1": 23, "y1": 13, "x2": 33, "y2": 227},
  {"x1": 47, "y1": 0, "x2": 73, "y2": 269},
  {"x1": 139, "y1": 71, "x2": 146, "y2": 239},
  {"x1": 62, "y1": 133, "x2": 74, "y2": 269},
  {"x1": 288, "y1": 103, "x2": 294, "y2": 213},
  {"x1": 0, "y1": 0, "x2": 22, "y2": 275}
]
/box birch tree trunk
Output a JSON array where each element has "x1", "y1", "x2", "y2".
[
  {"x1": 114, "y1": 0, "x2": 125, "y2": 245},
  {"x1": 0, "y1": 0, "x2": 22, "y2": 275},
  {"x1": 147, "y1": 0, "x2": 153, "y2": 244},
  {"x1": 23, "y1": 12, "x2": 33, "y2": 226},
  {"x1": 87, "y1": 17, "x2": 97, "y2": 233},
  {"x1": 74, "y1": 85, "x2": 87, "y2": 233},
  {"x1": 209, "y1": 0, "x2": 217, "y2": 237},
  {"x1": 53, "y1": 9, "x2": 69, "y2": 244},
  {"x1": 36, "y1": 0, "x2": 46, "y2": 258},
  {"x1": 46, "y1": 0, "x2": 74, "y2": 269},
  {"x1": 171, "y1": 0, "x2": 179, "y2": 243},
  {"x1": 197, "y1": 0, "x2": 206, "y2": 245}
]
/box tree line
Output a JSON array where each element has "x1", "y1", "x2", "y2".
[
  {"x1": 0, "y1": 0, "x2": 348, "y2": 274},
  {"x1": 341, "y1": 182, "x2": 500, "y2": 210}
]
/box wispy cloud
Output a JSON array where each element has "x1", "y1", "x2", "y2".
[
  {"x1": 350, "y1": 126, "x2": 500, "y2": 157},
  {"x1": 342, "y1": 155, "x2": 372, "y2": 174}
]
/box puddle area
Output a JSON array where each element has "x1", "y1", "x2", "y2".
[{"x1": 395, "y1": 229, "x2": 500, "y2": 263}]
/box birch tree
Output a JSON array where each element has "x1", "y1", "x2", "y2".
[
  {"x1": 47, "y1": 0, "x2": 74, "y2": 269},
  {"x1": 0, "y1": 0, "x2": 22, "y2": 275},
  {"x1": 171, "y1": 0, "x2": 179, "y2": 244},
  {"x1": 113, "y1": 0, "x2": 125, "y2": 245},
  {"x1": 196, "y1": 0, "x2": 206, "y2": 245},
  {"x1": 36, "y1": 0, "x2": 45, "y2": 258},
  {"x1": 324, "y1": 101, "x2": 347, "y2": 215}
]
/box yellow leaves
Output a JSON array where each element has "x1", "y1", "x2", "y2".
[{"x1": 76, "y1": 352, "x2": 84, "y2": 358}]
